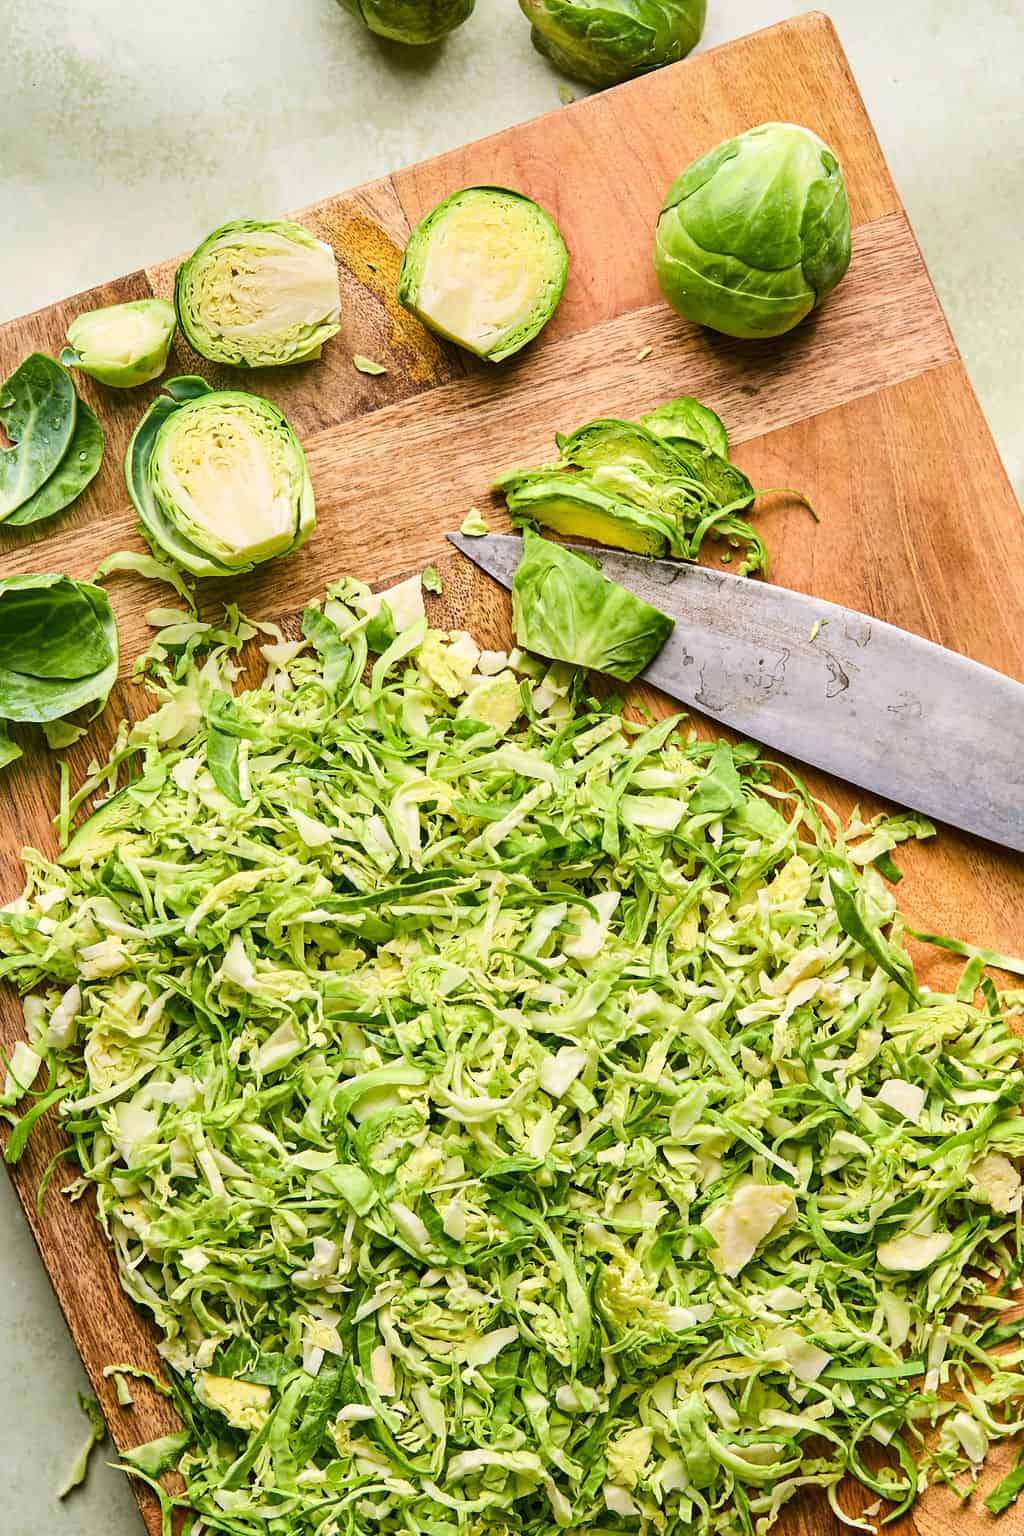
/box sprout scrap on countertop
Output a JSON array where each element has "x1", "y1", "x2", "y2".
[{"x1": 397, "y1": 186, "x2": 568, "y2": 362}]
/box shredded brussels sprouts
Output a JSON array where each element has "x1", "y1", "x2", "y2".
[{"x1": 2, "y1": 582, "x2": 1023, "y2": 1536}]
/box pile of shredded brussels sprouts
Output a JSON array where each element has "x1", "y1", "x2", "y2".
[{"x1": 2, "y1": 576, "x2": 1024, "y2": 1536}]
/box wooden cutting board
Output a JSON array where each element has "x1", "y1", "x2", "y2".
[{"x1": 1, "y1": 13, "x2": 1022, "y2": 1535}]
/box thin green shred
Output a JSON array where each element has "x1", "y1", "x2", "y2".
[
  {"x1": 2, "y1": 583, "x2": 1023, "y2": 1535},
  {"x1": 58, "y1": 1392, "x2": 106, "y2": 1498}
]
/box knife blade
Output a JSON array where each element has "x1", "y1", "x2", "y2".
[{"x1": 447, "y1": 532, "x2": 1024, "y2": 853}]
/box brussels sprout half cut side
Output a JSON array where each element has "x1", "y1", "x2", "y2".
[
  {"x1": 336, "y1": 0, "x2": 475, "y2": 44},
  {"x1": 397, "y1": 187, "x2": 568, "y2": 363},
  {"x1": 520, "y1": 0, "x2": 706, "y2": 88},
  {"x1": 654, "y1": 122, "x2": 852, "y2": 339},
  {"x1": 175, "y1": 220, "x2": 342, "y2": 368},
  {"x1": 125, "y1": 378, "x2": 315, "y2": 578},
  {"x1": 61, "y1": 299, "x2": 176, "y2": 389}
]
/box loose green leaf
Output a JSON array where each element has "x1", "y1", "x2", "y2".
[
  {"x1": 92, "y1": 549, "x2": 196, "y2": 612},
  {"x1": 0, "y1": 354, "x2": 77, "y2": 520},
  {"x1": 352, "y1": 354, "x2": 387, "y2": 376},
  {"x1": 3, "y1": 401, "x2": 104, "y2": 528},
  {"x1": 0, "y1": 574, "x2": 118, "y2": 725},
  {"x1": 120, "y1": 1429, "x2": 191, "y2": 1477},
  {"x1": 512, "y1": 526, "x2": 673, "y2": 680},
  {"x1": 421, "y1": 565, "x2": 443, "y2": 595},
  {"x1": 58, "y1": 1394, "x2": 106, "y2": 1498}
]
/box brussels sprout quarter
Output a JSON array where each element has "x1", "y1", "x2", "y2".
[
  {"x1": 62, "y1": 299, "x2": 176, "y2": 388},
  {"x1": 125, "y1": 378, "x2": 315, "y2": 578},
  {"x1": 520, "y1": 0, "x2": 706, "y2": 88},
  {"x1": 654, "y1": 122, "x2": 852, "y2": 339},
  {"x1": 175, "y1": 220, "x2": 341, "y2": 368},
  {"x1": 336, "y1": 0, "x2": 475, "y2": 44},
  {"x1": 397, "y1": 187, "x2": 568, "y2": 363}
]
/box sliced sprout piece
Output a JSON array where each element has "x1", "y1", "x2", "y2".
[
  {"x1": 336, "y1": 0, "x2": 475, "y2": 44},
  {"x1": 642, "y1": 392, "x2": 730, "y2": 457},
  {"x1": 1, "y1": 592, "x2": 1023, "y2": 1535},
  {"x1": 654, "y1": 121, "x2": 852, "y2": 339},
  {"x1": 175, "y1": 220, "x2": 341, "y2": 368},
  {"x1": 495, "y1": 398, "x2": 778, "y2": 575},
  {"x1": 61, "y1": 299, "x2": 176, "y2": 388},
  {"x1": 124, "y1": 377, "x2": 314, "y2": 578},
  {"x1": 520, "y1": 0, "x2": 706, "y2": 87},
  {"x1": 397, "y1": 186, "x2": 568, "y2": 362},
  {"x1": 512, "y1": 525, "x2": 673, "y2": 679}
]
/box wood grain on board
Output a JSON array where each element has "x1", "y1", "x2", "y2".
[{"x1": 0, "y1": 12, "x2": 1021, "y2": 1536}]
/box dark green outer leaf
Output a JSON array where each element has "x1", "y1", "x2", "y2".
[
  {"x1": 512, "y1": 527, "x2": 673, "y2": 681},
  {"x1": 0, "y1": 354, "x2": 77, "y2": 519},
  {"x1": 641, "y1": 394, "x2": 730, "y2": 458},
  {"x1": 4, "y1": 401, "x2": 104, "y2": 527},
  {"x1": 0, "y1": 575, "x2": 118, "y2": 724}
]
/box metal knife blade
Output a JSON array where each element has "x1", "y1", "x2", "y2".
[{"x1": 447, "y1": 532, "x2": 1024, "y2": 853}]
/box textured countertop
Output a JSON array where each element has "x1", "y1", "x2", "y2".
[{"x1": 1, "y1": 3, "x2": 1021, "y2": 1531}]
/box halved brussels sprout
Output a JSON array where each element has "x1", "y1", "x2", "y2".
[
  {"x1": 125, "y1": 378, "x2": 314, "y2": 578},
  {"x1": 520, "y1": 0, "x2": 706, "y2": 87},
  {"x1": 654, "y1": 122, "x2": 852, "y2": 339},
  {"x1": 175, "y1": 220, "x2": 341, "y2": 368},
  {"x1": 61, "y1": 299, "x2": 176, "y2": 388},
  {"x1": 397, "y1": 187, "x2": 568, "y2": 362},
  {"x1": 507, "y1": 473, "x2": 674, "y2": 556},
  {"x1": 337, "y1": 0, "x2": 475, "y2": 43}
]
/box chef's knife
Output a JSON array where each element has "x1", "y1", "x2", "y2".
[{"x1": 447, "y1": 532, "x2": 1024, "y2": 853}]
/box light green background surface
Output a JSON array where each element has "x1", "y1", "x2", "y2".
[{"x1": 0, "y1": 3, "x2": 1020, "y2": 1531}]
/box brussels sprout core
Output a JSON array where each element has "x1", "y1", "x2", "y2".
[
  {"x1": 175, "y1": 221, "x2": 342, "y2": 369},
  {"x1": 520, "y1": 0, "x2": 706, "y2": 87},
  {"x1": 397, "y1": 188, "x2": 568, "y2": 363},
  {"x1": 125, "y1": 379, "x2": 314, "y2": 578},
  {"x1": 62, "y1": 300, "x2": 176, "y2": 389},
  {"x1": 654, "y1": 122, "x2": 852, "y2": 340}
]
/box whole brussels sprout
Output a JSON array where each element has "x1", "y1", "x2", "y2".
[
  {"x1": 653, "y1": 122, "x2": 852, "y2": 340},
  {"x1": 337, "y1": 0, "x2": 475, "y2": 44},
  {"x1": 520, "y1": 0, "x2": 705, "y2": 87}
]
